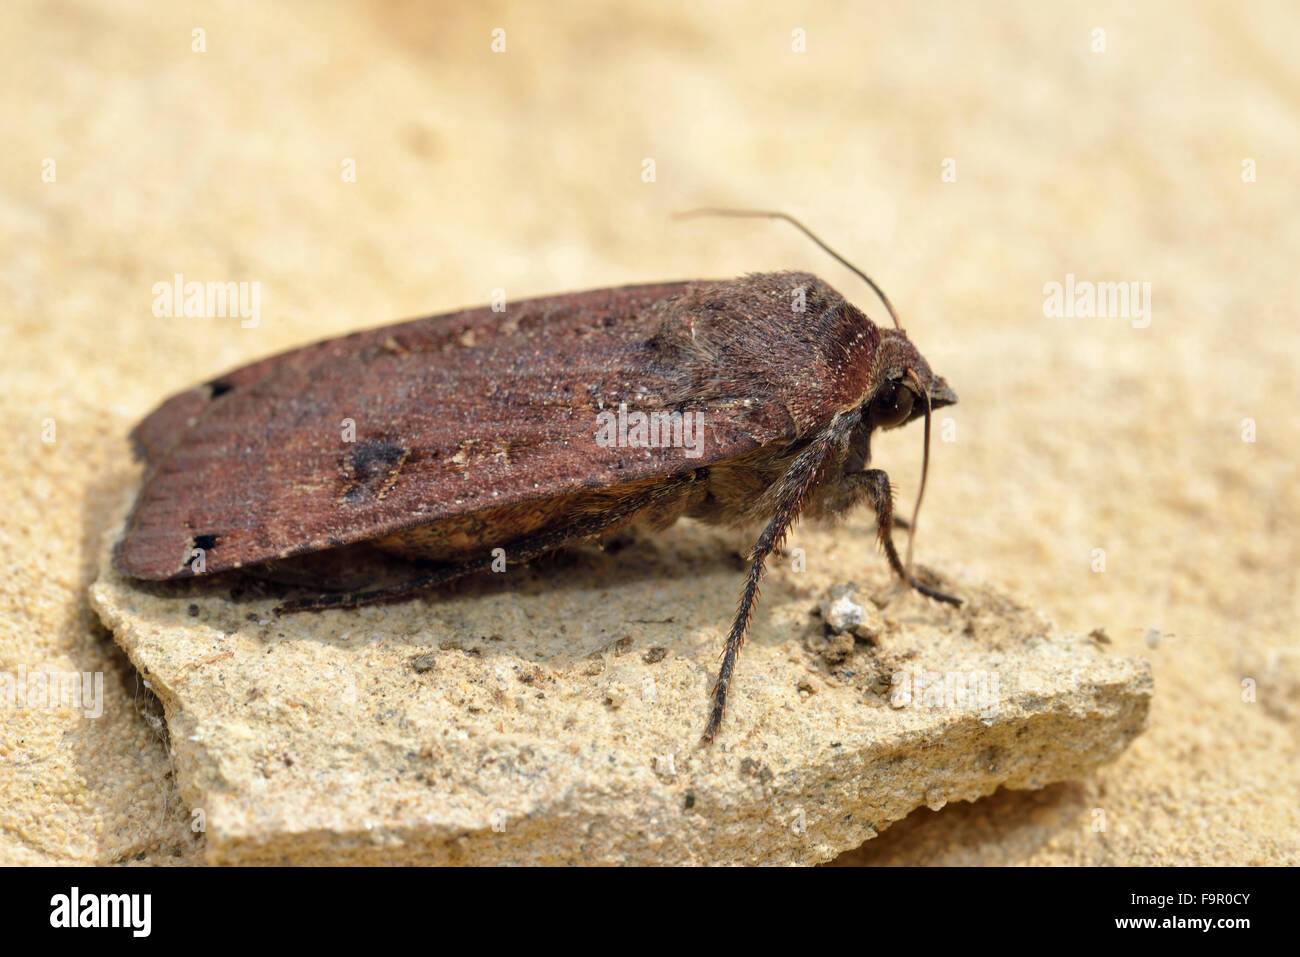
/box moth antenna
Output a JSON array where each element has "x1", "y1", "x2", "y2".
[
  {"x1": 673, "y1": 207, "x2": 903, "y2": 330},
  {"x1": 903, "y1": 368, "x2": 931, "y2": 576}
]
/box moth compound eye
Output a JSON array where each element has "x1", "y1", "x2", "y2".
[{"x1": 869, "y1": 382, "x2": 915, "y2": 428}]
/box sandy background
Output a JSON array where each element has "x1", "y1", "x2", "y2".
[{"x1": 1, "y1": 0, "x2": 1296, "y2": 864}]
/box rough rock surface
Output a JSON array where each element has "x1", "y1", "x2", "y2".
[{"x1": 90, "y1": 510, "x2": 1150, "y2": 865}]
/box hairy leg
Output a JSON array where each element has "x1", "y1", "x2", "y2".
[
  {"x1": 702, "y1": 413, "x2": 858, "y2": 744},
  {"x1": 846, "y1": 469, "x2": 961, "y2": 605}
]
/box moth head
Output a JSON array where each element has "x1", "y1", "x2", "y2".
[
  {"x1": 868, "y1": 329, "x2": 957, "y2": 430},
  {"x1": 863, "y1": 327, "x2": 958, "y2": 581}
]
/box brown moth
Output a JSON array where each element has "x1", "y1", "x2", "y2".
[{"x1": 116, "y1": 211, "x2": 959, "y2": 743}]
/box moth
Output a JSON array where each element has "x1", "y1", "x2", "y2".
[{"x1": 116, "y1": 210, "x2": 959, "y2": 743}]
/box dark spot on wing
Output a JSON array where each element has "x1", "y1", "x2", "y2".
[
  {"x1": 352, "y1": 440, "x2": 407, "y2": 480},
  {"x1": 206, "y1": 379, "x2": 235, "y2": 399},
  {"x1": 188, "y1": 533, "x2": 220, "y2": 570},
  {"x1": 341, "y1": 439, "x2": 410, "y2": 504}
]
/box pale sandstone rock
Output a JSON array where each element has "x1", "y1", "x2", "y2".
[{"x1": 89, "y1": 508, "x2": 1151, "y2": 865}]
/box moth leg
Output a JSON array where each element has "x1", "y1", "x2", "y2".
[
  {"x1": 275, "y1": 475, "x2": 696, "y2": 614},
  {"x1": 846, "y1": 469, "x2": 961, "y2": 605},
  {"x1": 703, "y1": 415, "x2": 855, "y2": 745}
]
